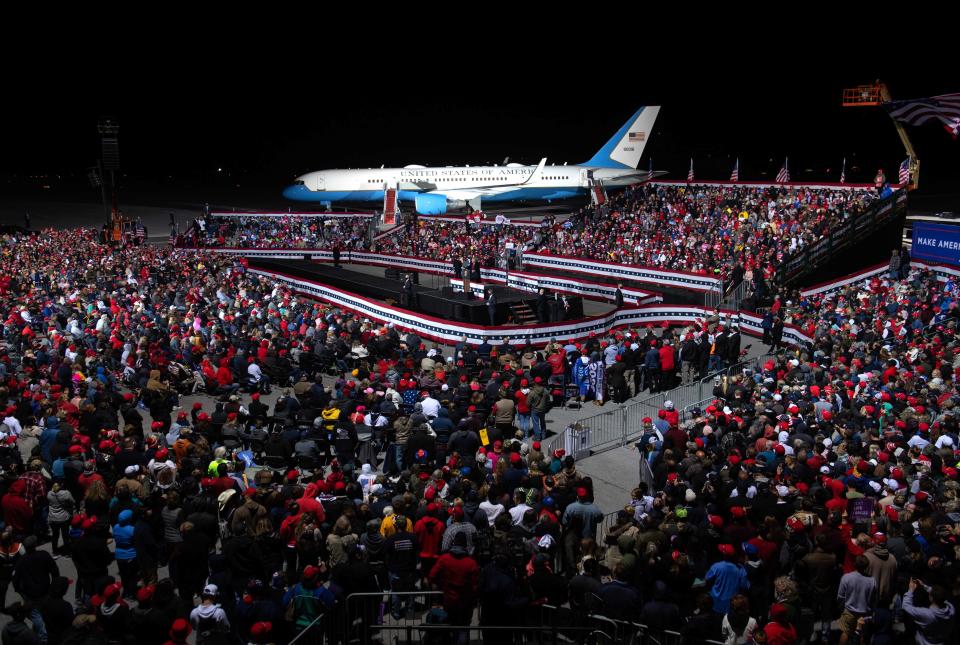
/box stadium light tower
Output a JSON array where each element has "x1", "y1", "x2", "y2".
[
  {"x1": 98, "y1": 117, "x2": 121, "y2": 218},
  {"x1": 842, "y1": 81, "x2": 919, "y2": 189}
]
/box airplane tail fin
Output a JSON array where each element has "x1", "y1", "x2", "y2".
[{"x1": 583, "y1": 106, "x2": 660, "y2": 169}]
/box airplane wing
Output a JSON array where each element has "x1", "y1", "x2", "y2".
[{"x1": 398, "y1": 180, "x2": 438, "y2": 191}]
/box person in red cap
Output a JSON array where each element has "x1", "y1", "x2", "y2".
[
  {"x1": 413, "y1": 504, "x2": 446, "y2": 588},
  {"x1": 97, "y1": 582, "x2": 132, "y2": 641},
  {"x1": 281, "y1": 563, "x2": 333, "y2": 630},
  {"x1": 764, "y1": 602, "x2": 797, "y2": 645},
  {"x1": 428, "y1": 530, "x2": 480, "y2": 636},
  {"x1": 164, "y1": 618, "x2": 192, "y2": 645},
  {"x1": 863, "y1": 532, "x2": 897, "y2": 607},
  {"x1": 705, "y1": 543, "x2": 749, "y2": 613},
  {"x1": 248, "y1": 620, "x2": 275, "y2": 645},
  {"x1": 561, "y1": 486, "x2": 604, "y2": 540}
]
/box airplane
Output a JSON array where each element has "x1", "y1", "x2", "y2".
[{"x1": 282, "y1": 106, "x2": 663, "y2": 215}]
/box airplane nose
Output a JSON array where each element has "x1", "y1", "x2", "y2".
[{"x1": 283, "y1": 183, "x2": 310, "y2": 200}]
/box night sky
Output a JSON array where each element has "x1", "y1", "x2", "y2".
[{"x1": 4, "y1": 41, "x2": 957, "y2": 203}]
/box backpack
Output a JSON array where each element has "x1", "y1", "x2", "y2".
[
  {"x1": 196, "y1": 613, "x2": 229, "y2": 645},
  {"x1": 286, "y1": 585, "x2": 326, "y2": 629}
]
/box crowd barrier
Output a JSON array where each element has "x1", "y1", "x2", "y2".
[
  {"x1": 522, "y1": 252, "x2": 724, "y2": 292},
  {"x1": 451, "y1": 270, "x2": 662, "y2": 305},
  {"x1": 209, "y1": 211, "x2": 373, "y2": 218},
  {"x1": 182, "y1": 248, "x2": 723, "y2": 295},
  {"x1": 248, "y1": 265, "x2": 813, "y2": 348},
  {"x1": 544, "y1": 359, "x2": 759, "y2": 457},
  {"x1": 180, "y1": 247, "x2": 663, "y2": 306},
  {"x1": 779, "y1": 189, "x2": 908, "y2": 285},
  {"x1": 801, "y1": 258, "x2": 960, "y2": 298}
]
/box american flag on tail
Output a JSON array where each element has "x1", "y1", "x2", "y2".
[
  {"x1": 885, "y1": 93, "x2": 960, "y2": 138},
  {"x1": 899, "y1": 157, "x2": 912, "y2": 185},
  {"x1": 840, "y1": 158, "x2": 846, "y2": 184},
  {"x1": 730, "y1": 158, "x2": 739, "y2": 182},
  {"x1": 776, "y1": 158, "x2": 790, "y2": 183},
  {"x1": 687, "y1": 158, "x2": 694, "y2": 182}
]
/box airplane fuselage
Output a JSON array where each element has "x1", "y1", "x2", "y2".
[
  {"x1": 282, "y1": 106, "x2": 662, "y2": 213},
  {"x1": 283, "y1": 164, "x2": 643, "y2": 205}
]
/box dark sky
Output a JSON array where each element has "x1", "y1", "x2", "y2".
[{"x1": 4, "y1": 37, "x2": 958, "y2": 199}]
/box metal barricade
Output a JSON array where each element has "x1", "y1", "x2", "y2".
[
  {"x1": 369, "y1": 623, "x2": 612, "y2": 645},
  {"x1": 576, "y1": 408, "x2": 625, "y2": 453},
  {"x1": 544, "y1": 359, "x2": 756, "y2": 458},
  {"x1": 341, "y1": 590, "x2": 444, "y2": 645},
  {"x1": 289, "y1": 614, "x2": 327, "y2": 645}
]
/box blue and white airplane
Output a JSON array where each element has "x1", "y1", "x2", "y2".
[{"x1": 282, "y1": 106, "x2": 662, "y2": 214}]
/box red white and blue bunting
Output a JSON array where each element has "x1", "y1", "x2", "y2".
[
  {"x1": 800, "y1": 259, "x2": 960, "y2": 298},
  {"x1": 250, "y1": 266, "x2": 812, "y2": 348},
  {"x1": 522, "y1": 253, "x2": 723, "y2": 292}
]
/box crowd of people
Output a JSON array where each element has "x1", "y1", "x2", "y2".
[
  {"x1": 0, "y1": 224, "x2": 957, "y2": 645},
  {"x1": 175, "y1": 185, "x2": 880, "y2": 291},
  {"x1": 183, "y1": 215, "x2": 373, "y2": 251},
  {"x1": 370, "y1": 185, "x2": 880, "y2": 285}
]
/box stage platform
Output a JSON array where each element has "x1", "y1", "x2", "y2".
[{"x1": 248, "y1": 260, "x2": 583, "y2": 325}]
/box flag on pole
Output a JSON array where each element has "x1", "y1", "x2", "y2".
[
  {"x1": 839, "y1": 158, "x2": 846, "y2": 184},
  {"x1": 687, "y1": 158, "x2": 694, "y2": 182},
  {"x1": 898, "y1": 157, "x2": 911, "y2": 185},
  {"x1": 885, "y1": 93, "x2": 960, "y2": 137},
  {"x1": 647, "y1": 158, "x2": 653, "y2": 181},
  {"x1": 776, "y1": 158, "x2": 790, "y2": 183},
  {"x1": 730, "y1": 158, "x2": 739, "y2": 182}
]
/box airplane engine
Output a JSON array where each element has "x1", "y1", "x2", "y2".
[{"x1": 414, "y1": 193, "x2": 450, "y2": 215}]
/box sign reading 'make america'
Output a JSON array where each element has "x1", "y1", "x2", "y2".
[{"x1": 912, "y1": 221, "x2": 960, "y2": 267}]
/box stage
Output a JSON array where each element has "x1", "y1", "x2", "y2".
[{"x1": 248, "y1": 260, "x2": 583, "y2": 325}]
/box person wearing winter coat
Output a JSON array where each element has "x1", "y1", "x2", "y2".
[
  {"x1": 1, "y1": 602, "x2": 39, "y2": 645},
  {"x1": 428, "y1": 532, "x2": 479, "y2": 629},
  {"x1": 112, "y1": 509, "x2": 138, "y2": 598},
  {"x1": 902, "y1": 580, "x2": 955, "y2": 645},
  {"x1": 2, "y1": 480, "x2": 33, "y2": 539},
  {"x1": 46, "y1": 483, "x2": 76, "y2": 555},
  {"x1": 69, "y1": 517, "x2": 114, "y2": 603}
]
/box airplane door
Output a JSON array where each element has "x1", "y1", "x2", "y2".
[{"x1": 580, "y1": 169, "x2": 592, "y2": 186}]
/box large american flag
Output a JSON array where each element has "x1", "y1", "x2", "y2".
[
  {"x1": 899, "y1": 157, "x2": 912, "y2": 185},
  {"x1": 687, "y1": 158, "x2": 694, "y2": 182},
  {"x1": 776, "y1": 158, "x2": 790, "y2": 183},
  {"x1": 886, "y1": 93, "x2": 960, "y2": 137},
  {"x1": 840, "y1": 158, "x2": 846, "y2": 184},
  {"x1": 730, "y1": 158, "x2": 739, "y2": 182}
]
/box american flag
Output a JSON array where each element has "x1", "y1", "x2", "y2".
[
  {"x1": 886, "y1": 93, "x2": 960, "y2": 137},
  {"x1": 776, "y1": 158, "x2": 790, "y2": 183},
  {"x1": 687, "y1": 158, "x2": 694, "y2": 182},
  {"x1": 899, "y1": 157, "x2": 911, "y2": 185},
  {"x1": 647, "y1": 157, "x2": 654, "y2": 181},
  {"x1": 730, "y1": 158, "x2": 739, "y2": 182},
  {"x1": 839, "y1": 158, "x2": 846, "y2": 184}
]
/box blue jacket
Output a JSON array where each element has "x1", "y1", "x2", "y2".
[
  {"x1": 113, "y1": 509, "x2": 137, "y2": 561},
  {"x1": 644, "y1": 348, "x2": 661, "y2": 370}
]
